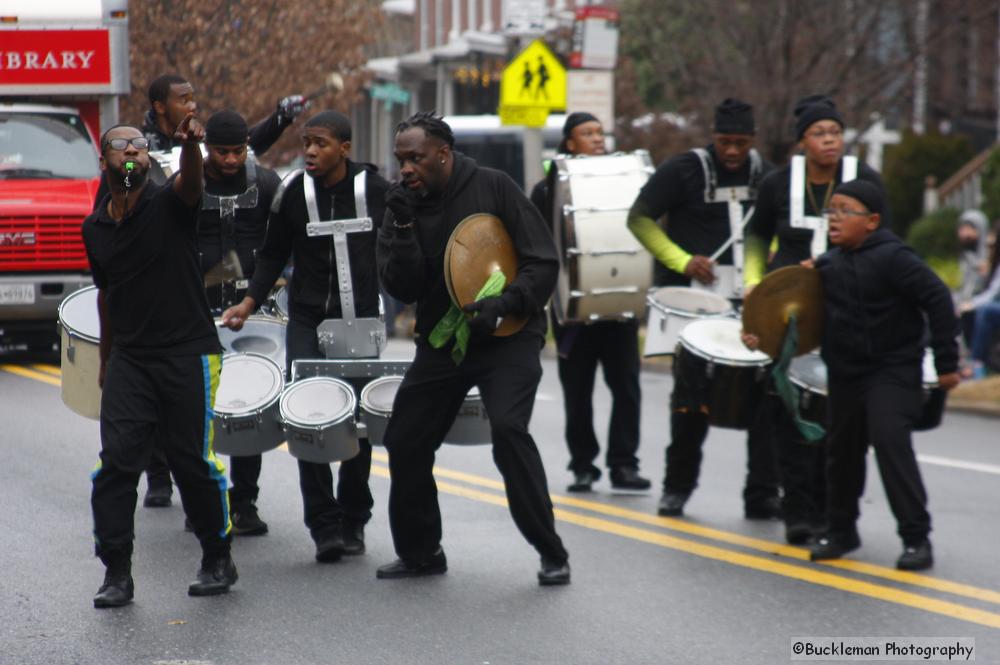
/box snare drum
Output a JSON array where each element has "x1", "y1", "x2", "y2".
[
  {"x1": 58, "y1": 286, "x2": 101, "y2": 419},
  {"x1": 551, "y1": 151, "x2": 655, "y2": 323},
  {"x1": 213, "y1": 353, "x2": 285, "y2": 456},
  {"x1": 675, "y1": 318, "x2": 771, "y2": 429},
  {"x1": 359, "y1": 375, "x2": 403, "y2": 447},
  {"x1": 216, "y1": 316, "x2": 286, "y2": 369},
  {"x1": 644, "y1": 287, "x2": 734, "y2": 357},
  {"x1": 788, "y1": 353, "x2": 828, "y2": 425},
  {"x1": 270, "y1": 286, "x2": 290, "y2": 321},
  {"x1": 280, "y1": 377, "x2": 359, "y2": 463},
  {"x1": 445, "y1": 387, "x2": 491, "y2": 445}
]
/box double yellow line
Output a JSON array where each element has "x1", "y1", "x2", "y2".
[{"x1": 7, "y1": 363, "x2": 1000, "y2": 629}]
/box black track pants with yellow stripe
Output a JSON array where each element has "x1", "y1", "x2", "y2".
[{"x1": 91, "y1": 350, "x2": 231, "y2": 564}]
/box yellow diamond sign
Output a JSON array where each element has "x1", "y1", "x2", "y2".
[{"x1": 499, "y1": 40, "x2": 566, "y2": 127}]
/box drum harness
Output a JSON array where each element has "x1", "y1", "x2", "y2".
[
  {"x1": 691, "y1": 147, "x2": 762, "y2": 298},
  {"x1": 789, "y1": 154, "x2": 858, "y2": 258},
  {"x1": 201, "y1": 158, "x2": 260, "y2": 304},
  {"x1": 303, "y1": 170, "x2": 386, "y2": 359}
]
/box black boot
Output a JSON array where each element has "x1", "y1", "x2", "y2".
[
  {"x1": 188, "y1": 554, "x2": 238, "y2": 596},
  {"x1": 376, "y1": 548, "x2": 447, "y2": 579},
  {"x1": 93, "y1": 561, "x2": 134, "y2": 609},
  {"x1": 231, "y1": 502, "x2": 268, "y2": 536},
  {"x1": 610, "y1": 467, "x2": 652, "y2": 491},
  {"x1": 537, "y1": 557, "x2": 571, "y2": 586},
  {"x1": 896, "y1": 540, "x2": 933, "y2": 571},
  {"x1": 342, "y1": 521, "x2": 365, "y2": 556}
]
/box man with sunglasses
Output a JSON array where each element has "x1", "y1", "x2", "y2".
[{"x1": 82, "y1": 117, "x2": 238, "y2": 608}]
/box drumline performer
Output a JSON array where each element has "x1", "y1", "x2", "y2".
[
  {"x1": 376, "y1": 112, "x2": 570, "y2": 585},
  {"x1": 197, "y1": 110, "x2": 281, "y2": 535},
  {"x1": 83, "y1": 118, "x2": 237, "y2": 607},
  {"x1": 743, "y1": 95, "x2": 888, "y2": 544},
  {"x1": 133, "y1": 73, "x2": 308, "y2": 510},
  {"x1": 221, "y1": 111, "x2": 389, "y2": 562},
  {"x1": 529, "y1": 112, "x2": 650, "y2": 493},
  {"x1": 626, "y1": 98, "x2": 779, "y2": 519}
]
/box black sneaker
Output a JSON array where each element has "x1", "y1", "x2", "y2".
[
  {"x1": 143, "y1": 484, "x2": 172, "y2": 508},
  {"x1": 657, "y1": 492, "x2": 689, "y2": 517},
  {"x1": 810, "y1": 533, "x2": 861, "y2": 561},
  {"x1": 745, "y1": 496, "x2": 783, "y2": 520},
  {"x1": 342, "y1": 522, "x2": 365, "y2": 556},
  {"x1": 537, "y1": 557, "x2": 571, "y2": 586},
  {"x1": 610, "y1": 467, "x2": 652, "y2": 491},
  {"x1": 93, "y1": 568, "x2": 134, "y2": 608},
  {"x1": 896, "y1": 540, "x2": 933, "y2": 571},
  {"x1": 315, "y1": 531, "x2": 346, "y2": 563},
  {"x1": 231, "y1": 504, "x2": 268, "y2": 536},
  {"x1": 785, "y1": 522, "x2": 814, "y2": 545},
  {"x1": 376, "y1": 548, "x2": 447, "y2": 579},
  {"x1": 567, "y1": 470, "x2": 598, "y2": 493},
  {"x1": 188, "y1": 555, "x2": 238, "y2": 596}
]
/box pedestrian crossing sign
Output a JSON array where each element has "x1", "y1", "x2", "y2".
[{"x1": 499, "y1": 39, "x2": 566, "y2": 126}]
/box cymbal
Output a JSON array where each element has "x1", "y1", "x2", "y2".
[
  {"x1": 445, "y1": 213, "x2": 527, "y2": 337},
  {"x1": 741, "y1": 266, "x2": 823, "y2": 358}
]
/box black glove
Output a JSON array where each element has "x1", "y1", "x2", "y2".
[
  {"x1": 277, "y1": 95, "x2": 309, "y2": 124},
  {"x1": 463, "y1": 297, "x2": 508, "y2": 337},
  {"x1": 385, "y1": 183, "x2": 417, "y2": 227}
]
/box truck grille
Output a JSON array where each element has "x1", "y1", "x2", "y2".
[{"x1": 0, "y1": 215, "x2": 89, "y2": 272}]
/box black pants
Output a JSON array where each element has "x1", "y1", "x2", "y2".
[
  {"x1": 663, "y1": 401, "x2": 780, "y2": 505},
  {"x1": 556, "y1": 320, "x2": 642, "y2": 476},
  {"x1": 826, "y1": 370, "x2": 930, "y2": 545},
  {"x1": 285, "y1": 317, "x2": 373, "y2": 542},
  {"x1": 759, "y1": 392, "x2": 826, "y2": 526},
  {"x1": 383, "y1": 335, "x2": 568, "y2": 564},
  {"x1": 92, "y1": 350, "x2": 231, "y2": 564}
]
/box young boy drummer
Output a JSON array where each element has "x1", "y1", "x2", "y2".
[{"x1": 809, "y1": 180, "x2": 960, "y2": 570}]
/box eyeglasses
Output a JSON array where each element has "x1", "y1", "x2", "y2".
[
  {"x1": 822, "y1": 208, "x2": 869, "y2": 219},
  {"x1": 805, "y1": 128, "x2": 843, "y2": 140},
  {"x1": 104, "y1": 137, "x2": 150, "y2": 152}
]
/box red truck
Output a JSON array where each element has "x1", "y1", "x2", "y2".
[{"x1": 0, "y1": 1, "x2": 128, "y2": 351}]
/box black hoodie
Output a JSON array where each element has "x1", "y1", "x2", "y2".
[
  {"x1": 817, "y1": 227, "x2": 959, "y2": 381},
  {"x1": 377, "y1": 152, "x2": 558, "y2": 344},
  {"x1": 248, "y1": 160, "x2": 389, "y2": 327}
]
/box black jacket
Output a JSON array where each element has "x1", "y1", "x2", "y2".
[
  {"x1": 140, "y1": 108, "x2": 289, "y2": 155},
  {"x1": 248, "y1": 161, "x2": 388, "y2": 327},
  {"x1": 377, "y1": 152, "x2": 558, "y2": 344},
  {"x1": 817, "y1": 227, "x2": 958, "y2": 381}
]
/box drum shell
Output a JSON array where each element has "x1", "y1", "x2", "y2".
[
  {"x1": 644, "y1": 288, "x2": 734, "y2": 357},
  {"x1": 213, "y1": 353, "x2": 285, "y2": 457},
  {"x1": 445, "y1": 388, "x2": 491, "y2": 445},
  {"x1": 674, "y1": 344, "x2": 768, "y2": 429},
  {"x1": 359, "y1": 376, "x2": 403, "y2": 447},
  {"x1": 281, "y1": 377, "x2": 359, "y2": 463},
  {"x1": 58, "y1": 286, "x2": 101, "y2": 419}
]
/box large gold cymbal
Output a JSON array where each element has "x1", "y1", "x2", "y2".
[
  {"x1": 445, "y1": 213, "x2": 528, "y2": 337},
  {"x1": 741, "y1": 265, "x2": 823, "y2": 358}
]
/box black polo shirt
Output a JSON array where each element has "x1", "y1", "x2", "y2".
[
  {"x1": 82, "y1": 177, "x2": 221, "y2": 356},
  {"x1": 635, "y1": 145, "x2": 773, "y2": 286}
]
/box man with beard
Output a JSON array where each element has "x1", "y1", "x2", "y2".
[
  {"x1": 221, "y1": 111, "x2": 388, "y2": 562},
  {"x1": 83, "y1": 117, "x2": 237, "y2": 608},
  {"x1": 626, "y1": 98, "x2": 778, "y2": 520},
  {"x1": 196, "y1": 110, "x2": 281, "y2": 536},
  {"x1": 375, "y1": 111, "x2": 570, "y2": 586},
  {"x1": 529, "y1": 112, "x2": 649, "y2": 494}
]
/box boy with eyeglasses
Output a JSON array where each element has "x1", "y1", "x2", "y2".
[
  {"x1": 82, "y1": 118, "x2": 237, "y2": 607},
  {"x1": 808, "y1": 180, "x2": 959, "y2": 570}
]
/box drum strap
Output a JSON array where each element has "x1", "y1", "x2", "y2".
[
  {"x1": 771, "y1": 313, "x2": 825, "y2": 443},
  {"x1": 790, "y1": 155, "x2": 858, "y2": 258},
  {"x1": 202, "y1": 159, "x2": 260, "y2": 240},
  {"x1": 303, "y1": 171, "x2": 372, "y2": 321}
]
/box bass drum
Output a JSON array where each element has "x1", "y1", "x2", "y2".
[
  {"x1": 58, "y1": 286, "x2": 102, "y2": 419},
  {"x1": 643, "y1": 287, "x2": 734, "y2": 357},
  {"x1": 213, "y1": 353, "x2": 285, "y2": 456},
  {"x1": 280, "y1": 377, "x2": 359, "y2": 463},
  {"x1": 551, "y1": 151, "x2": 654, "y2": 323}
]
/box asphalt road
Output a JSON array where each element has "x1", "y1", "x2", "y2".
[{"x1": 1, "y1": 340, "x2": 999, "y2": 665}]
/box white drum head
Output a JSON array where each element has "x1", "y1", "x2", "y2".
[
  {"x1": 58, "y1": 286, "x2": 100, "y2": 342},
  {"x1": 648, "y1": 287, "x2": 732, "y2": 317},
  {"x1": 360, "y1": 376, "x2": 403, "y2": 416},
  {"x1": 280, "y1": 377, "x2": 355, "y2": 426},
  {"x1": 216, "y1": 317, "x2": 286, "y2": 366},
  {"x1": 215, "y1": 353, "x2": 284, "y2": 416},
  {"x1": 789, "y1": 353, "x2": 827, "y2": 396},
  {"x1": 679, "y1": 318, "x2": 770, "y2": 366}
]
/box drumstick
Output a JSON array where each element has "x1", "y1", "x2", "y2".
[
  {"x1": 708, "y1": 205, "x2": 755, "y2": 262},
  {"x1": 303, "y1": 73, "x2": 345, "y2": 103}
]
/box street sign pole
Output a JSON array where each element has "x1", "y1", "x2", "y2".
[{"x1": 523, "y1": 125, "x2": 543, "y2": 191}]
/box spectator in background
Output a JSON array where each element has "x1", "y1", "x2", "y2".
[
  {"x1": 960, "y1": 220, "x2": 1000, "y2": 379},
  {"x1": 956, "y1": 209, "x2": 989, "y2": 304}
]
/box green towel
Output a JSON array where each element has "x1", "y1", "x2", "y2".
[
  {"x1": 771, "y1": 312, "x2": 826, "y2": 443},
  {"x1": 429, "y1": 270, "x2": 507, "y2": 365}
]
